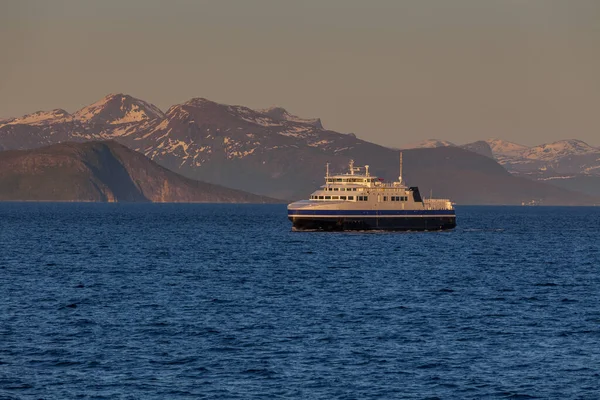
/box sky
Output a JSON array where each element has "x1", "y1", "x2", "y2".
[{"x1": 1, "y1": 0, "x2": 599, "y2": 148}]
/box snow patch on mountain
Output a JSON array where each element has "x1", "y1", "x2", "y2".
[
  {"x1": 485, "y1": 138, "x2": 530, "y2": 157},
  {"x1": 1, "y1": 109, "x2": 72, "y2": 127},
  {"x1": 73, "y1": 94, "x2": 165, "y2": 125},
  {"x1": 226, "y1": 105, "x2": 280, "y2": 127},
  {"x1": 522, "y1": 139, "x2": 597, "y2": 160},
  {"x1": 259, "y1": 106, "x2": 323, "y2": 129},
  {"x1": 309, "y1": 139, "x2": 332, "y2": 147},
  {"x1": 401, "y1": 139, "x2": 455, "y2": 149}
]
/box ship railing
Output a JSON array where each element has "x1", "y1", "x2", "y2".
[{"x1": 423, "y1": 199, "x2": 453, "y2": 210}]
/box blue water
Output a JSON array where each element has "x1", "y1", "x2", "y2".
[{"x1": 1, "y1": 204, "x2": 599, "y2": 399}]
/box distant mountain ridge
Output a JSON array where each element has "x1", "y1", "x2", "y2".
[
  {"x1": 1, "y1": 94, "x2": 599, "y2": 204},
  {"x1": 404, "y1": 137, "x2": 600, "y2": 198}
]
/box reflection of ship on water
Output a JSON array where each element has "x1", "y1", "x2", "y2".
[{"x1": 521, "y1": 199, "x2": 541, "y2": 206}]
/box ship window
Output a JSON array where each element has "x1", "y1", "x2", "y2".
[
  {"x1": 319, "y1": 196, "x2": 324, "y2": 199},
  {"x1": 325, "y1": 196, "x2": 331, "y2": 200},
  {"x1": 332, "y1": 196, "x2": 339, "y2": 200},
  {"x1": 353, "y1": 188, "x2": 357, "y2": 191},
  {"x1": 383, "y1": 196, "x2": 387, "y2": 201},
  {"x1": 336, "y1": 178, "x2": 342, "y2": 182},
  {"x1": 334, "y1": 188, "x2": 339, "y2": 191},
  {"x1": 348, "y1": 196, "x2": 354, "y2": 200},
  {"x1": 340, "y1": 196, "x2": 347, "y2": 200},
  {"x1": 364, "y1": 196, "x2": 368, "y2": 201}
]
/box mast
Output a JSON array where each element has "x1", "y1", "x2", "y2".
[{"x1": 399, "y1": 151, "x2": 403, "y2": 185}]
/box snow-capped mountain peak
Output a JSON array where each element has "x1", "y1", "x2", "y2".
[
  {"x1": 171, "y1": 99, "x2": 325, "y2": 131},
  {"x1": 485, "y1": 138, "x2": 530, "y2": 158},
  {"x1": 401, "y1": 139, "x2": 456, "y2": 149},
  {"x1": 182, "y1": 98, "x2": 218, "y2": 108},
  {"x1": 1, "y1": 109, "x2": 72, "y2": 127},
  {"x1": 523, "y1": 139, "x2": 597, "y2": 160},
  {"x1": 73, "y1": 94, "x2": 165, "y2": 125}
]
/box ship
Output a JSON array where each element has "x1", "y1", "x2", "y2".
[{"x1": 287, "y1": 153, "x2": 456, "y2": 231}]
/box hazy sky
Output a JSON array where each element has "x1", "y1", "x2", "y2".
[{"x1": 1, "y1": 0, "x2": 599, "y2": 147}]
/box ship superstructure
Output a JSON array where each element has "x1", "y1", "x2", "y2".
[{"x1": 287, "y1": 154, "x2": 456, "y2": 231}]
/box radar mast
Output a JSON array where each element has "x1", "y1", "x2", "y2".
[{"x1": 399, "y1": 152, "x2": 403, "y2": 185}]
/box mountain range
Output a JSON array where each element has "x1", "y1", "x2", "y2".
[
  {"x1": 404, "y1": 138, "x2": 600, "y2": 197},
  {"x1": 1, "y1": 93, "x2": 599, "y2": 205}
]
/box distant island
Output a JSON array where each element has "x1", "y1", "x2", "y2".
[{"x1": 1, "y1": 94, "x2": 599, "y2": 205}]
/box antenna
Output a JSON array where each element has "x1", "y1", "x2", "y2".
[
  {"x1": 326, "y1": 162, "x2": 330, "y2": 179},
  {"x1": 399, "y1": 151, "x2": 403, "y2": 185},
  {"x1": 349, "y1": 159, "x2": 354, "y2": 175},
  {"x1": 365, "y1": 165, "x2": 370, "y2": 177}
]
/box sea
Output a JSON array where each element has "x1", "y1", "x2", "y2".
[{"x1": 1, "y1": 203, "x2": 599, "y2": 399}]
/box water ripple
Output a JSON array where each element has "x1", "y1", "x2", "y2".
[{"x1": 1, "y1": 204, "x2": 599, "y2": 398}]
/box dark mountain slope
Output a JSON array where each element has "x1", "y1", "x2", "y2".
[{"x1": 0, "y1": 141, "x2": 278, "y2": 203}]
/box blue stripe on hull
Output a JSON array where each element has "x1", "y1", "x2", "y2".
[
  {"x1": 289, "y1": 216, "x2": 456, "y2": 231},
  {"x1": 288, "y1": 209, "x2": 455, "y2": 216}
]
